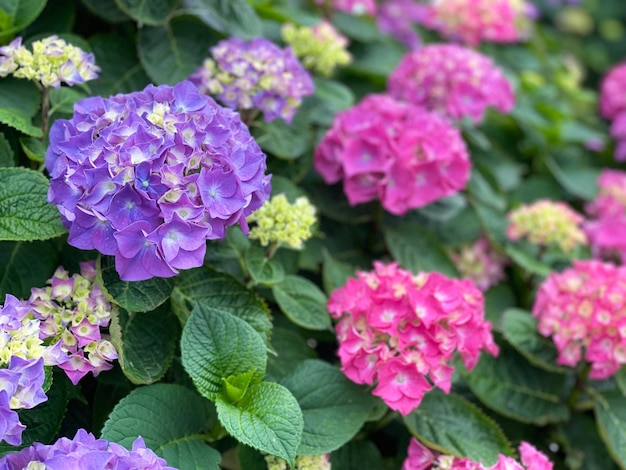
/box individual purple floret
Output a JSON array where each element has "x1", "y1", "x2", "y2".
[
  {"x1": 0, "y1": 429, "x2": 176, "y2": 469},
  {"x1": 46, "y1": 81, "x2": 271, "y2": 281},
  {"x1": 189, "y1": 37, "x2": 314, "y2": 123}
]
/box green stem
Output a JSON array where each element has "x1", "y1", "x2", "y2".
[
  {"x1": 41, "y1": 87, "x2": 50, "y2": 139},
  {"x1": 567, "y1": 362, "x2": 591, "y2": 408}
]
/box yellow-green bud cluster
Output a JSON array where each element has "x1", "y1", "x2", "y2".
[
  {"x1": 506, "y1": 200, "x2": 588, "y2": 253},
  {"x1": 265, "y1": 454, "x2": 331, "y2": 470},
  {"x1": 282, "y1": 21, "x2": 352, "y2": 77},
  {"x1": 247, "y1": 194, "x2": 317, "y2": 249}
]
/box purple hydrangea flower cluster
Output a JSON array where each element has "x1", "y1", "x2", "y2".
[
  {"x1": 189, "y1": 37, "x2": 314, "y2": 123},
  {"x1": 0, "y1": 429, "x2": 175, "y2": 469},
  {"x1": 28, "y1": 261, "x2": 117, "y2": 385},
  {"x1": 46, "y1": 81, "x2": 271, "y2": 281}
]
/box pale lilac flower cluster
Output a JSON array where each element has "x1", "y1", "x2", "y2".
[
  {"x1": 600, "y1": 63, "x2": 626, "y2": 161},
  {"x1": 533, "y1": 260, "x2": 626, "y2": 379},
  {"x1": 376, "y1": 0, "x2": 425, "y2": 50},
  {"x1": 418, "y1": 0, "x2": 535, "y2": 46},
  {"x1": 0, "y1": 36, "x2": 99, "y2": 88},
  {"x1": 403, "y1": 438, "x2": 553, "y2": 470},
  {"x1": 0, "y1": 429, "x2": 175, "y2": 469},
  {"x1": 388, "y1": 44, "x2": 515, "y2": 124},
  {"x1": 28, "y1": 261, "x2": 117, "y2": 385},
  {"x1": 328, "y1": 262, "x2": 498, "y2": 415},
  {"x1": 585, "y1": 169, "x2": 626, "y2": 262},
  {"x1": 314, "y1": 94, "x2": 470, "y2": 215},
  {"x1": 450, "y1": 237, "x2": 508, "y2": 291},
  {"x1": 189, "y1": 38, "x2": 314, "y2": 123},
  {"x1": 46, "y1": 81, "x2": 271, "y2": 281}
]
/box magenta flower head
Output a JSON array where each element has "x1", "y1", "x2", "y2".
[
  {"x1": 328, "y1": 262, "x2": 498, "y2": 415},
  {"x1": 388, "y1": 44, "x2": 515, "y2": 124},
  {"x1": 0, "y1": 429, "x2": 175, "y2": 469},
  {"x1": 419, "y1": 0, "x2": 534, "y2": 46},
  {"x1": 45, "y1": 81, "x2": 271, "y2": 281},
  {"x1": 314, "y1": 94, "x2": 470, "y2": 215},
  {"x1": 600, "y1": 63, "x2": 626, "y2": 161},
  {"x1": 533, "y1": 260, "x2": 626, "y2": 379},
  {"x1": 189, "y1": 37, "x2": 314, "y2": 123}
]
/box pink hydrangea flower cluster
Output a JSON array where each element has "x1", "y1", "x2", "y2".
[
  {"x1": 506, "y1": 200, "x2": 588, "y2": 253},
  {"x1": 388, "y1": 44, "x2": 515, "y2": 124},
  {"x1": 328, "y1": 262, "x2": 499, "y2": 415},
  {"x1": 314, "y1": 94, "x2": 471, "y2": 215},
  {"x1": 450, "y1": 237, "x2": 507, "y2": 291},
  {"x1": 314, "y1": 0, "x2": 376, "y2": 15},
  {"x1": 600, "y1": 63, "x2": 626, "y2": 161},
  {"x1": 27, "y1": 261, "x2": 118, "y2": 385},
  {"x1": 585, "y1": 169, "x2": 626, "y2": 262},
  {"x1": 533, "y1": 260, "x2": 626, "y2": 379},
  {"x1": 403, "y1": 438, "x2": 553, "y2": 470},
  {"x1": 418, "y1": 0, "x2": 535, "y2": 46}
]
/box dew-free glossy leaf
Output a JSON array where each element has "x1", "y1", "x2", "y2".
[
  {"x1": 593, "y1": 389, "x2": 626, "y2": 468},
  {"x1": 115, "y1": 0, "x2": 177, "y2": 25},
  {"x1": 272, "y1": 275, "x2": 330, "y2": 330},
  {"x1": 0, "y1": 240, "x2": 59, "y2": 299}
]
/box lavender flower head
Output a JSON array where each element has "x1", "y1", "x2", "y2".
[
  {"x1": 189, "y1": 37, "x2": 314, "y2": 123},
  {"x1": 46, "y1": 81, "x2": 271, "y2": 281},
  {"x1": 0, "y1": 35, "x2": 99, "y2": 88},
  {"x1": 0, "y1": 429, "x2": 176, "y2": 469}
]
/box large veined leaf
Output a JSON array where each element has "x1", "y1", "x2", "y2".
[
  {"x1": 593, "y1": 389, "x2": 626, "y2": 468},
  {"x1": 272, "y1": 275, "x2": 331, "y2": 331},
  {"x1": 114, "y1": 0, "x2": 177, "y2": 25}
]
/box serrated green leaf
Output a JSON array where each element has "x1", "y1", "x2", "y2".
[
  {"x1": 272, "y1": 275, "x2": 330, "y2": 331},
  {"x1": 245, "y1": 245, "x2": 285, "y2": 286},
  {"x1": 216, "y1": 381, "x2": 303, "y2": 467},
  {"x1": 181, "y1": 305, "x2": 267, "y2": 401},
  {"x1": 0, "y1": 168, "x2": 65, "y2": 241},
  {"x1": 501, "y1": 309, "x2": 569, "y2": 374},
  {"x1": 281, "y1": 360, "x2": 377, "y2": 455},
  {"x1": 385, "y1": 223, "x2": 459, "y2": 277},
  {"x1": 138, "y1": 14, "x2": 221, "y2": 85},
  {"x1": 593, "y1": 389, "x2": 626, "y2": 469},
  {"x1": 462, "y1": 343, "x2": 570, "y2": 425},
  {"x1": 101, "y1": 383, "x2": 220, "y2": 469},
  {"x1": 252, "y1": 112, "x2": 311, "y2": 160},
  {"x1": 403, "y1": 390, "x2": 514, "y2": 465},
  {"x1": 0, "y1": 0, "x2": 47, "y2": 41},
  {"x1": 0, "y1": 108, "x2": 43, "y2": 138},
  {"x1": 48, "y1": 87, "x2": 86, "y2": 116},
  {"x1": 111, "y1": 303, "x2": 179, "y2": 385},
  {"x1": 0, "y1": 240, "x2": 59, "y2": 299},
  {"x1": 19, "y1": 135, "x2": 46, "y2": 163},
  {"x1": 222, "y1": 370, "x2": 255, "y2": 404},
  {"x1": 504, "y1": 245, "x2": 552, "y2": 277},
  {"x1": 171, "y1": 265, "x2": 271, "y2": 339},
  {"x1": 179, "y1": 0, "x2": 262, "y2": 39},
  {"x1": 0, "y1": 132, "x2": 13, "y2": 167},
  {"x1": 330, "y1": 440, "x2": 383, "y2": 469},
  {"x1": 266, "y1": 327, "x2": 317, "y2": 382},
  {"x1": 115, "y1": 0, "x2": 177, "y2": 25},
  {"x1": 98, "y1": 255, "x2": 174, "y2": 313},
  {"x1": 560, "y1": 411, "x2": 619, "y2": 470}
]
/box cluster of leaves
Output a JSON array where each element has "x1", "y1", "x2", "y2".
[{"x1": 1, "y1": 0, "x2": 626, "y2": 469}]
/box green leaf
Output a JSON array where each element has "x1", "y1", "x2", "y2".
[
  {"x1": 111, "y1": 303, "x2": 180, "y2": 384},
  {"x1": 484, "y1": 283, "x2": 516, "y2": 326},
  {"x1": 330, "y1": 440, "x2": 383, "y2": 469},
  {"x1": 281, "y1": 360, "x2": 378, "y2": 455},
  {"x1": 467, "y1": 167, "x2": 506, "y2": 211},
  {"x1": 0, "y1": 0, "x2": 47, "y2": 41},
  {"x1": 0, "y1": 240, "x2": 59, "y2": 299},
  {"x1": 171, "y1": 266, "x2": 272, "y2": 342},
  {"x1": 504, "y1": 245, "x2": 552, "y2": 277},
  {"x1": 403, "y1": 390, "x2": 513, "y2": 465},
  {"x1": 252, "y1": 112, "x2": 310, "y2": 160},
  {"x1": 222, "y1": 370, "x2": 255, "y2": 404},
  {"x1": 321, "y1": 249, "x2": 354, "y2": 295},
  {"x1": 81, "y1": 0, "x2": 130, "y2": 23},
  {"x1": 216, "y1": 381, "x2": 303, "y2": 467},
  {"x1": 501, "y1": 309, "x2": 568, "y2": 374},
  {"x1": 560, "y1": 411, "x2": 619, "y2": 470},
  {"x1": 245, "y1": 245, "x2": 285, "y2": 286},
  {"x1": 98, "y1": 255, "x2": 174, "y2": 313},
  {"x1": 101, "y1": 383, "x2": 221, "y2": 469},
  {"x1": 115, "y1": 0, "x2": 177, "y2": 25},
  {"x1": 385, "y1": 223, "x2": 459, "y2": 277},
  {"x1": 462, "y1": 343, "x2": 570, "y2": 425},
  {"x1": 594, "y1": 389, "x2": 626, "y2": 468},
  {"x1": 89, "y1": 32, "x2": 151, "y2": 96},
  {"x1": 138, "y1": 14, "x2": 221, "y2": 85},
  {"x1": 308, "y1": 78, "x2": 354, "y2": 126},
  {"x1": 22, "y1": 0, "x2": 76, "y2": 36},
  {"x1": 0, "y1": 168, "x2": 66, "y2": 241},
  {"x1": 546, "y1": 156, "x2": 600, "y2": 200},
  {"x1": 48, "y1": 87, "x2": 86, "y2": 116},
  {"x1": 0, "y1": 77, "x2": 40, "y2": 117},
  {"x1": 266, "y1": 327, "x2": 317, "y2": 382},
  {"x1": 0, "y1": 108, "x2": 43, "y2": 137},
  {"x1": 272, "y1": 275, "x2": 331, "y2": 331},
  {"x1": 181, "y1": 305, "x2": 267, "y2": 401},
  {"x1": 180, "y1": 0, "x2": 262, "y2": 39},
  {"x1": 615, "y1": 366, "x2": 626, "y2": 397},
  {"x1": 0, "y1": 132, "x2": 14, "y2": 167},
  {"x1": 19, "y1": 135, "x2": 46, "y2": 163}
]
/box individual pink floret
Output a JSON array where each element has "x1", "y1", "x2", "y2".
[
  {"x1": 388, "y1": 44, "x2": 515, "y2": 124},
  {"x1": 402, "y1": 438, "x2": 553, "y2": 470},
  {"x1": 418, "y1": 0, "x2": 535, "y2": 46},
  {"x1": 328, "y1": 262, "x2": 498, "y2": 415},
  {"x1": 533, "y1": 259, "x2": 626, "y2": 379},
  {"x1": 314, "y1": 94, "x2": 471, "y2": 215}
]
